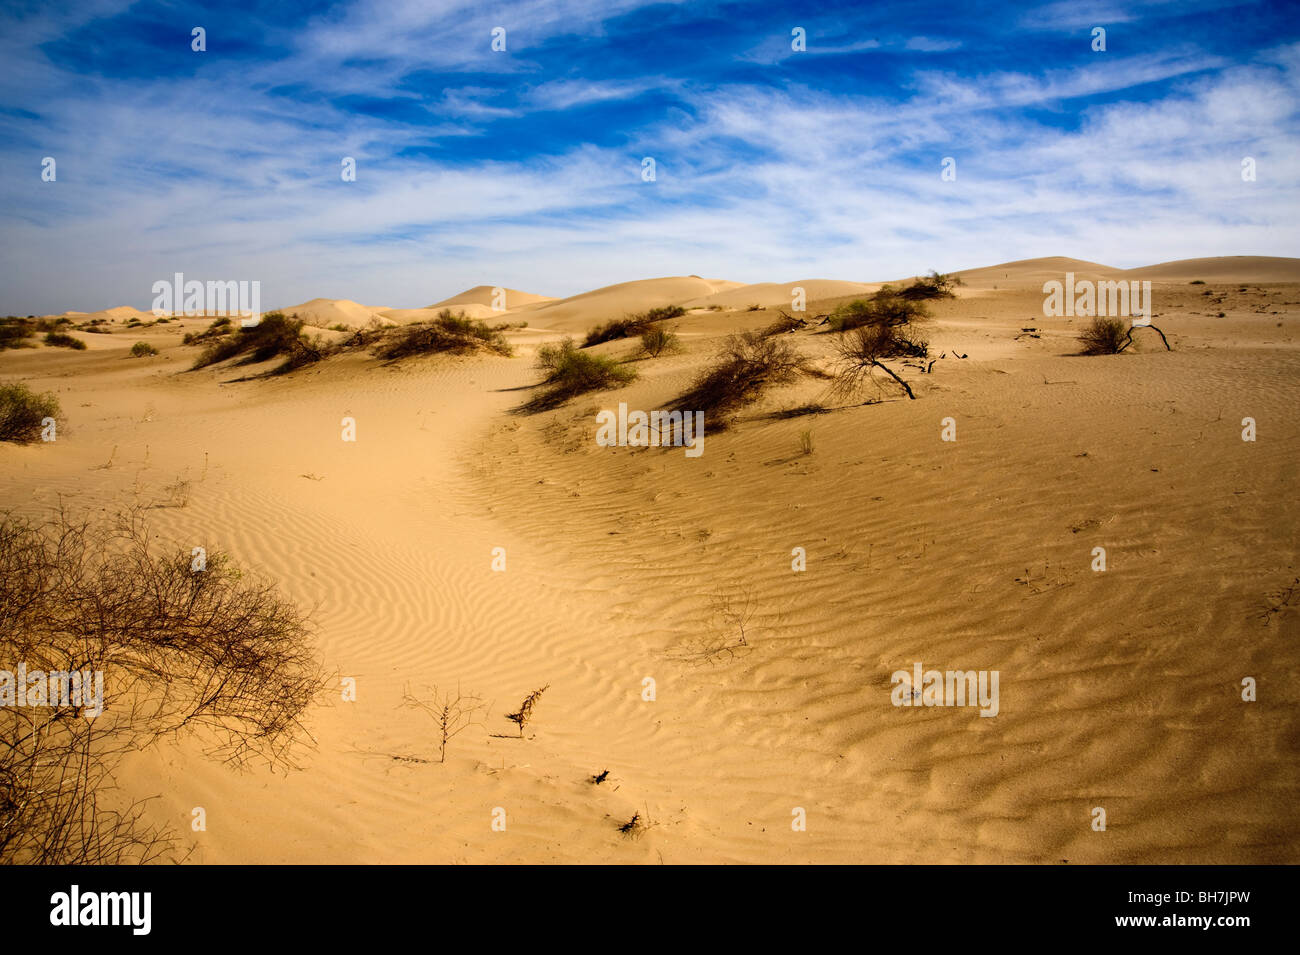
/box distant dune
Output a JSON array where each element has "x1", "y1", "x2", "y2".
[
  {"x1": 276, "y1": 297, "x2": 385, "y2": 328},
  {"x1": 430, "y1": 285, "x2": 554, "y2": 311},
  {"x1": 42, "y1": 258, "x2": 1300, "y2": 330},
  {"x1": 952, "y1": 256, "x2": 1123, "y2": 288},
  {"x1": 684, "y1": 279, "x2": 882, "y2": 310},
  {"x1": 953, "y1": 255, "x2": 1300, "y2": 289},
  {"x1": 511, "y1": 276, "x2": 744, "y2": 331},
  {"x1": 1119, "y1": 256, "x2": 1300, "y2": 283}
]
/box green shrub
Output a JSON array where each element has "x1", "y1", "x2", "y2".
[
  {"x1": 639, "y1": 325, "x2": 680, "y2": 357},
  {"x1": 0, "y1": 382, "x2": 61, "y2": 443},
  {"x1": 524, "y1": 338, "x2": 635, "y2": 411},
  {"x1": 0, "y1": 319, "x2": 36, "y2": 350},
  {"x1": 897, "y1": 270, "x2": 960, "y2": 300},
  {"x1": 130, "y1": 342, "x2": 158, "y2": 358},
  {"x1": 584, "y1": 305, "x2": 687, "y2": 348},
  {"x1": 375, "y1": 309, "x2": 512, "y2": 361},
  {"x1": 192, "y1": 313, "x2": 309, "y2": 369},
  {"x1": 828, "y1": 288, "x2": 930, "y2": 333},
  {"x1": 182, "y1": 316, "x2": 232, "y2": 345},
  {"x1": 43, "y1": 332, "x2": 86, "y2": 350}
]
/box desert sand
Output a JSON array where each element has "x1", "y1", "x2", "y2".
[{"x1": 1, "y1": 255, "x2": 1297, "y2": 863}]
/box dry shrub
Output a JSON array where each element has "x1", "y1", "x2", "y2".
[
  {"x1": 182, "y1": 316, "x2": 232, "y2": 345},
  {"x1": 762, "y1": 312, "x2": 807, "y2": 336},
  {"x1": 897, "y1": 270, "x2": 960, "y2": 300},
  {"x1": 504, "y1": 685, "x2": 549, "y2": 737},
  {"x1": 0, "y1": 508, "x2": 323, "y2": 863},
  {"x1": 1077, "y1": 316, "x2": 1129, "y2": 355},
  {"x1": 0, "y1": 382, "x2": 60, "y2": 443},
  {"x1": 376, "y1": 309, "x2": 511, "y2": 361},
  {"x1": 674, "y1": 332, "x2": 807, "y2": 426},
  {"x1": 828, "y1": 288, "x2": 930, "y2": 333},
  {"x1": 400, "y1": 684, "x2": 485, "y2": 763},
  {"x1": 828, "y1": 325, "x2": 925, "y2": 400},
  {"x1": 584, "y1": 305, "x2": 686, "y2": 347}
]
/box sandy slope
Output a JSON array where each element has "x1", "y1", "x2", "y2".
[
  {"x1": 1122, "y1": 256, "x2": 1300, "y2": 283},
  {"x1": 2, "y1": 256, "x2": 1297, "y2": 863},
  {"x1": 511, "y1": 276, "x2": 745, "y2": 332},
  {"x1": 430, "y1": 285, "x2": 555, "y2": 310},
  {"x1": 275, "y1": 297, "x2": 387, "y2": 328}
]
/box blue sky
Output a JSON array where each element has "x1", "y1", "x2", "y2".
[{"x1": 1, "y1": 0, "x2": 1298, "y2": 313}]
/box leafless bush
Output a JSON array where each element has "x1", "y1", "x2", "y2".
[
  {"x1": 1077, "y1": 317, "x2": 1129, "y2": 355},
  {"x1": 0, "y1": 508, "x2": 324, "y2": 864},
  {"x1": 674, "y1": 332, "x2": 809, "y2": 427},
  {"x1": 762, "y1": 312, "x2": 808, "y2": 336},
  {"x1": 400, "y1": 684, "x2": 485, "y2": 763},
  {"x1": 827, "y1": 325, "x2": 923, "y2": 401}
]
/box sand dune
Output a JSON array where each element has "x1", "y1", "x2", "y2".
[
  {"x1": 3, "y1": 255, "x2": 1297, "y2": 864},
  {"x1": 1120, "y1": 256, "x2": 1300, "y2": 283},
  {"x1": 953, "y1": 256, "x2": 1123, "y2": 288},
  {"x1": 276, "y1": 297, "x2": 387, "y2": 328},
  {"x1": 430, "y1": 285, "x2": 554, "y2": 311},
  {"x1": 511, "y1": 276, "x2": 745, "y2": 331},
  {"x1": 374, "y1": 305, "x2": 496, "y2": 323},
  {"x1": 684, "y1": 279, "x2": 882, "y2": 310}
]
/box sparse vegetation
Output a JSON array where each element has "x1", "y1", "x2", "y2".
[
  {"x1": 0, "y1": 320, "x2": 36, "y2": 350},
  {"x1": 0, "y1": 508, "x2": 323, "y2": 863},
  {"x1": 400, "y1": 684, "x2": 485, "y2": 763},
  {"x1": 375, "y1": 309, "x2": 511, "y2": 361},
  {"x1": 674, "y1": 331, "x2": 808, "y2": 426},
  {"x1": 762, "y1": 312, "x2": 808, "y2": 336},
  {"x1": 0, "y1": 382, "x2": 60, "y2": 443},
  {"x1": 827, "y1": 288, "x2": 931, "y2": 333},
  {"x1": 584, "y1": 305, "x2": 686, "y2": 347},
  {"x1": 639, "y1": 324, "x2": 680, "y2": 357},
  {"x1": 188, "y1": 312, "x2": 328, "y2": 375},
  {"x1": 1077, "y1": 316, "x2": 1129, "y2": 355},
  {"x1": 43, "y1": 331, "x2": 86, "y2": 350},
  {"x1": 523, "y1": 338, "x2": 636, "y2": 411},
  {"x1": 192, "y1": 312, "x2": 298, "y2": 368},
  {"x1": 898, "y1": 270, "x2": 961, "y2": 300},
  {"x1": 828, "y1": 324, "x2": 924, "y2": 400},
  {"x1": 798, "y1": 429, "x2": 815, "y2": 455},
  {"x1": 150, "y1": 477, "x2": 192, "y2": 509},
  {"x1": 617, "y1": 812, "x2": 648, "y2": 836},
  {"x1": 504, "y1": 684, "x2": 549, "y2": 738},
  {"x1": 130, "y1": 342, "x2": 158, "y2": 357}
]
